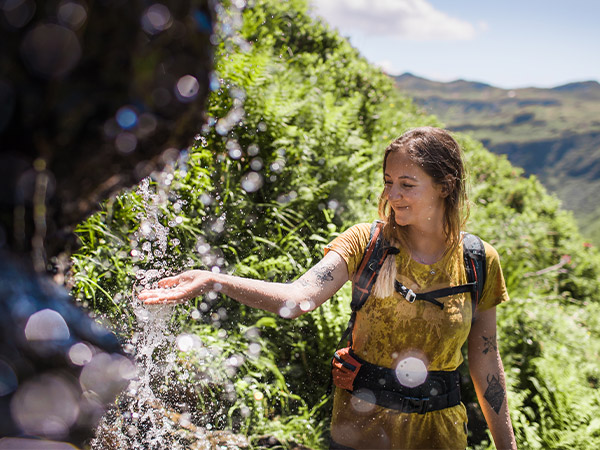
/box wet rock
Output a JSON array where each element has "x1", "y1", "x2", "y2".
[
  {"x1": 1, "y1": 0, "x2": 216, "y2": 260},
  {"x1": 0, "y1": 0, "x2": 216, "y2": 446}
]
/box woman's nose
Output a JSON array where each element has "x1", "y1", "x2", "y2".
[{"x1": 388, "y1": 184, "x2": 402, "y2": 200}]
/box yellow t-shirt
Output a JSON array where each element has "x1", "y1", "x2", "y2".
[{"x1": 325, "y1": 223, "x2": 509, "y2": 450}]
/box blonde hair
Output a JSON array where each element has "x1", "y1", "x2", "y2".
[{"x1": 371, "y1": 127, "x2": 469, "y2": 298}]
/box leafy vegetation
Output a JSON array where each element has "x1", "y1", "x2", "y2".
[{"x1": 71, "y1": 1, "x2": 600, "y2": 448}]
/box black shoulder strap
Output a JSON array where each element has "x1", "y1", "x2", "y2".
[
  {"x1": 338, "y1": 221, "x2": 398, "y2": 348},
  {"x1": 351, "y1": 221, "x2": 399, "y2": 312},
  {"x1": 462, "y1": 232, "x2": 487, "y2": 323}
]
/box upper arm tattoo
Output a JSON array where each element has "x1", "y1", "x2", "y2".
[
  {"x1": 314, "y1": 265, "x2": 335, "y2": 284},
  {"x1": 297, "y1": 261, "x2": 336, "y2": 288},
  {"x1": 482, "y1": 334, "x2": 497, "y2": 354},
  {"x1": 484, "y1": 374, "x2": 505, "y2": 414}
]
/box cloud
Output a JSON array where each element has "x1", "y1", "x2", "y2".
[
  {"x1": 310, "y1": 0, "x2": 477, "y2": 41},
  {"x1": 374, "y1": 59, "x2": 400, "y2": 75}
]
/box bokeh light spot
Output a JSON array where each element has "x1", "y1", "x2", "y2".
[
  {"x1": 2, "y1": 0, "x2": 36, "y2": 29},
  {"x1": 57, "y1": 0, "x2": 87, "y2": 30},
  {"x1": 10, "y1": 374, "x2": 80, "y2": 440},
  {"x1": 24, "y1": 308, "x2": 70, "y2": 341},
  {"x1": 115, "y1": 132, "x2": 138, "y2": 154},
  {"x1": 395, "y1": 357, "x2": 428, "y2": 388},
  {"x1": 116, "y1": 106, "x2": 138, "y2": 129},
  {"x1": 141, "y1": 3, "x2": 172, "y2": 35},
  {"x1": 68, "y1": 342, "x2": 93, "y2": 366},
  {"x1": 241, "y1": 171, "x2": 263, "y2": 193},
  {"x1": 175, "y1": 75, "x2": 200, "y2": 102},
  {"x1": 20, "y1": 23, "x2": 81, "y2": 78},
  {"x1": 350, "y1": 388, "x2": 377, "y2": 413}
]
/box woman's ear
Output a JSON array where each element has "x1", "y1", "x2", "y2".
[{"x1": 440, "y1": 176, "x2": 454, "y2": 198}]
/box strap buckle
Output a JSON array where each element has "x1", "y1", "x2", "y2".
[
  {"x1": 404, "y1": 396, "x2": 430, "y2": 414},
  {"x1": 404, "y1": 289, "x2": 416, "y2": 303}
]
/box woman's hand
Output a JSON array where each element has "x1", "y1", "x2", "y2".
[{"x1": 138, "y1": 270, "x2": 213, "y2": 304}]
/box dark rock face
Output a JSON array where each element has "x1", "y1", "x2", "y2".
[
  {"x1": 0, "y1": 257, "x2": 129, "y2": 445},
  {"x1": 0, "y1": 0, "x2": 215, "y2": 445},
  {"x1": 1, "y1": 0, "x2": 215, "y2": 261}
]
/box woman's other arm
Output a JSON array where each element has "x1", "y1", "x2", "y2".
[
  {"x1": 138, "y1": 250, "x2": 349, "y2": 319},
  {"x1": 468, "y1": 307, "x2": 517, "y2": 449}
]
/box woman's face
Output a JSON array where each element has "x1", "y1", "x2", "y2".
[{"x1": 384, "y1": 150, "x2": 447, "y2": 230}]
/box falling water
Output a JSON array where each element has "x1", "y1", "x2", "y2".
[
  {"x1": 90, "y1": 171, "x2": 249, "y2": 450},
  {"x1": 88, "y1": 2, "x2": 255, "y2": 448}
]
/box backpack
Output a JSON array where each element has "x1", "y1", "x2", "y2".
[
  {"x1": 337, "y1": 220, "x2": 487, "y2": 348},
  {"x1": 330, "y1": 220, "x2": 487, "y2": 402}
]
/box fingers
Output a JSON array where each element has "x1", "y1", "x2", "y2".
[
  {"x1": 137, "y1": 270, "x2": 205, "y2": 304},
  {"x1": 157, "y1": 275, "x2": 182, "y2": 288},
  {"x1": 138, "y1": 288, "x2": 188, "y2": 304}
]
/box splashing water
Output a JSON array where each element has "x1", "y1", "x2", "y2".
[
  {"x1": 86, "y1": 1, "x2": 261, "y2": 447},
  {"x1": 91, "y1": 177, "x2": 248, "y2": 449}
]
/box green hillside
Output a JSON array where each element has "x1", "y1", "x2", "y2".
[
  {"x1": 395, "y1": 73, "x2": 600, "y2": 246},
  {"x1": 71, "y1": 2, "x2": 600, "y2": 449}
]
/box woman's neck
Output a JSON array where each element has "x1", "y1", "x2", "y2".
[{"x1": 405, "y1": 227, "x2": 448, "y2": 265}]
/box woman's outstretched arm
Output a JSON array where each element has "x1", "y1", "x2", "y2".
[
  {"x1": 138, "y1": 250, "x2": 349, "y2": 319},
  {"x1": 468, "y1": 307, "x2": 517, "y2": 449}
]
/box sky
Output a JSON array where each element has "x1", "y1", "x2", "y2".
[{"x1": 309, "y1": 0, "x2": 600, "y2": 89}]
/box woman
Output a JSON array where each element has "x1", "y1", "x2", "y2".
[{"x1": 139, "y1": 127, "x2": 517, "y2": 449}]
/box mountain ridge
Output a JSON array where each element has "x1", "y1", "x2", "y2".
[
  {"x1": 396, "y1": 72, "x2": 600, "y2": 93},
  {"x1": 393, "y1": 72, "x2": 600, "y2": 244}
]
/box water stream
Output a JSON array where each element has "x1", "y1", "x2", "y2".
[{"x1": 88, "y1": 3, "x2": 253, "y2": 448}]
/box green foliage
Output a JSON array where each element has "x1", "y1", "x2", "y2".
[{"x1": 70, "y1": 0, "x2": 600, "y2": 449}]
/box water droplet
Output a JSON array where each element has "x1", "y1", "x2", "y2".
[
  {"x1": 175, "y1": 75, "x2": 200, "y2": 102},
  {"x1": 57, "y1": 1, "x2": 87, "y2": 30},
  {"x1": 395, "y1": 357, "x2": 427, "y2": 388},
  {"x1": 115, "y1": 131, "x2": 137, "y2": 154},
  {"x1": 24, "y1": 309, "x2": 70, "y2": 341},
  {"x1": 2, "y1": 0, "x2": 36, "y2": 29},
  {"x1": 116, "y1": 106, "x2": 138, "y2": 129},
  {"x1": 20, "y1": 23, "x2": 81, "y2": 78},
  {"x1": 68, "y1": 342, "x2": 93, "y2": 366},
  {"x1": 241, "y1": 171, "x2": 263, "y2": 193},
  {"x1": 141, "y1": 3, "x2": 172, "y2": 35}
]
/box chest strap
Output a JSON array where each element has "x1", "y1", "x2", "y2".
[{"x1": 394, "y1": 280, "x2": 477, "y2": 309}]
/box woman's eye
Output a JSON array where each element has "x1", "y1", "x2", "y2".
[{"x1": 403, "y1": 184, "x2": 415, "y2": 188}]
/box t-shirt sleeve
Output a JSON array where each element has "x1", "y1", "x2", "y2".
[
  {"x1": 478, "y1": 241, "x2": 510, "y2": 311},
  {"x1": 324, "y1": 223, "x2": 371, "y2": 279}
]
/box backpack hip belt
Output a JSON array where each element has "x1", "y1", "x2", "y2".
[{"x1": 332, "y1": 347, "x2": 461, "y2": 414}]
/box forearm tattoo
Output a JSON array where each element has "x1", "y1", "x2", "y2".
[
  {"x1": 484, "y1": 374, "x2": 505, "y2": 414},
  {"x1": 482, "y1": 334, "x2": 498, "y2": 354}
]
